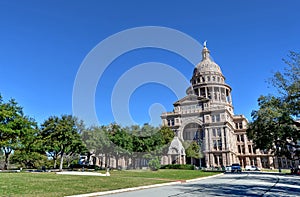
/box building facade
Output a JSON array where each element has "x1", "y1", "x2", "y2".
[{"x1": 161, "y1": 44, "x2": 274, "y2": 168}]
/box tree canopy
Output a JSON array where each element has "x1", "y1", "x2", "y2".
[
  {"x1": 40, "y1": 115, "x2": 86, "y2": 171},
  {"x1": 247, "y1": 51, "x2": 300, "y2": 160},
  {"x1": 0, "y1": 96, "x2": 38, "y2": 169}
]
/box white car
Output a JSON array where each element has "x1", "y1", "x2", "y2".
[
  {"x1": 245, "y1": 165, "x2": 260, "y2": 171},
  {"x1": 225, "y1": 166, "x2": 232, "y2": 172}
]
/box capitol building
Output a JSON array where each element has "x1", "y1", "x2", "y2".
[{"x1": 161, "y1": 44, "x2": 275, "y2": 169}]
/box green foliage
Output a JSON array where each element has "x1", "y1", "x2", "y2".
[
  {"x1": 247, "y1": 51, "x2": 300, "y2": 159},
  {"x1": 40, "y1": 115, "x2": 86, "y2": 171},
  {"x1": 148, "y1": 157, "x2": 161, "y2": 171},
  {"x1": 159, "y1": 126, "x2": 174, "y2": 144},
  {"x1": 271, "y1": 51, "x2": 300, "y2": 117},
  {"x1": 11, "y1": 150, "x2": 46, "y2": 169},
  {"x1": 0, "y1": 96, "x2": 38, "y2": 170},
  {"x1": 161, "y1": 164, "x2": 195, "y2": 170},
  {"x1": 82, "y1": 123, "x2": 175, "y2": 169},
  {"x1": 184, "y1": 141, "x2": 202, "y2": 159}
]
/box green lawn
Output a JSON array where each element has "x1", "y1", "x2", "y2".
[
  {"x1": 0, "y1": 170, "x2": 220, "y2": 197},
  {"x1": 260, "y1": 168, "x2": 291, "y2": 173}
]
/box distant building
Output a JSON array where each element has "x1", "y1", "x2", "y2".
[{"x1": 161, "y1": 44, "x2": 274, "y2": 168}]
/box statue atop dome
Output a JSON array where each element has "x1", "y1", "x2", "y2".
[{"x1": 202, "y1": 42, "x2": 210, "y2": 60}]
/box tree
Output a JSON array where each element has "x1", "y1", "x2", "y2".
[
  {"x1": 81, "y1": 126, "x2": 112, "y2": 168},
  {"x1": 159, "y1": 126, "x2": 175, "y2": 146},
  {"x1": 247, "y1": 51, "x2": 300, "y2": 160},
  {"x1": 183, "y1": 141, "x2": 202, "y2": 165},
  {"x1": 0, "y1": 96, "x2": 36, "y2": 170},
  {"x1": 10, "y1": 116, "x2": 43, "y2": 169},
  {"x1": 271, "y1": 51, "x2": 300, "y2": 117},
  {"x1": 40, "y1": 115, "x2": 86, "y2": 171},
  {"x1": 107, "y1": 124, "x2": 132, "y2": 169}
]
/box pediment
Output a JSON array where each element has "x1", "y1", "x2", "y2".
[{"x1": 174, "y1": 94, "x2": 206, "y2": 105}]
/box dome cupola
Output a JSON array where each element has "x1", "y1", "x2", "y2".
[{"x1": 195, "y1": 42, "x2": 223, "y2": 74}]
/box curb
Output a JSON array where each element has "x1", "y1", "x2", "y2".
[
  {"x1": 65, "y1": 173, "x2": 224, "y2": 197},
  {"x1": 64, "y1": 181, "x2": 181, "y2": 197},
  {"x1": 184, "y1": 172, "x2": 224, "y2": 182}
]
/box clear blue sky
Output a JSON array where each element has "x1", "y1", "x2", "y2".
[{"x1": 0, "y1": 0, "x2": 299, "y2": 126}]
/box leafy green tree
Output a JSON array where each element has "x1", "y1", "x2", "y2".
[
  {"x1": 0, "y1": 96, "x2": 37, "y2": 170},
  {"x1": 183, "y1": 141, "x2": 202, "y2": 165},
  {"x1": 271, "y1": 51, "x2": 300, "y2": 117},
  {"x1": 159, "y1": 126, "x2": 175, "y2": 145},
  {"x1": 107, "y1": 124, "x2": 133, "y2": 169},
  {"x1": 247, "y1": 51, "x2": 300, "y2": 159},
  {"x1": 82, "y1": 125, "x2": 112, "y2": 168},
  {"x1": 11, "y1": 116, "x2": 43, "y2": 169},
  {"x1": 11, "y1": 150, "x2": 46, "y2": 169},
  {"x1": 148, "y1": 156, "x2": 161, "y2": 171},
  {"x1": 247, "y1": 95, "x2": 299, "y2": 157},
  {"x1": 40, "y1": 115, "x2": 86, "y2": 171}
]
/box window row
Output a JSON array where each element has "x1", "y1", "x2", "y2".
[
  {"x1": 235, "y1": 122, "x2": 243, "y2": 129},
  {"x1": 192, "y1": 75, "x2": 224, "y2": 85},
  {"x1": 213, "y1": 139, "x2": 222, "y2": 151}
]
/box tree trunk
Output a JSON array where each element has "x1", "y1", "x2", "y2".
[
  {"x1": 4, "y1": 152, "x2": 10, "y2": 170},
  {"x1": 53, "y1": 158, "x2": 57, "y2": 169},
  {"x1": 3, "y1": 147, "x2": 12, "y2": 170},
  {"x1": 116, "y1": 155, "x2": 119, "y2": 170},
  {"x1": 59, "y1": 149, "x2": 64, "y2": 171}
]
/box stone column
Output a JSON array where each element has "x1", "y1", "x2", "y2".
[
  {"x1": 205, "y1": 153, "x2": 209, "y2": 167},
  {"x1": 225, "y1": 128, "x2": 230, "y2": 151},
  {"x1": 268, "y1": 156, "x2": 273, "y2": 168},
  {"x1": 244, "y1": 134, "x2": 249, "y2": 154},
  {"x1": 205, "y1": 129, "x2": 209, "y2": 151},
  {"x1": 256, "y1": 157, "x2": 262, "y2": 168},
  {"x1": 222, "y1": 153, "x2": 227, "y2": 166},
  {"x1": 227, "y1": 153, "x2": 231, "y2": 165},
  {"x1": 246, "y1": 157, "x2": 250, "y2": 166},
  {"x1": 168, "y1": 155, "x2": 172, "y2": 165},
  {"x1": 221, "y1": 128, "x2": 225, "y2": 150},
  {"x1": 210, "y1": 154, "x2": 214, "y2": 167}
]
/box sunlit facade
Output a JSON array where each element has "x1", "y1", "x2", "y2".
[{"x1": 161, "y1": 44, "x2": 274, "y2": 168}]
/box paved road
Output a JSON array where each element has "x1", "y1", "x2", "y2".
[{"x1": 103, "y1": 172, "x2": 300, "y2": 197}]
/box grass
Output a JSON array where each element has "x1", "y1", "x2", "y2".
[
  {"x1": 261, "y1": 168, "x2": 291, "y2": 173},
  {"x1": 0, "y1": 170, "x2": 220, "y2": 197}
]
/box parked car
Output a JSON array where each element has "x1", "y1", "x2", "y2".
[
  {"x1": 225, "y1": 166, "x2": 232, "y2": 172},
  {"x1": 245, "y1": 165, "x2": 260, "y2": 171},
  {"x1": 231, "y1": 163, "x2": 242, "y2": 172}
]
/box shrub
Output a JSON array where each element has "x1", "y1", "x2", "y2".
[
  {"x1": 160, "y1": 164, "x2": 195, "y2": 170},
  {"x1": 148, "y1": 158, "x2": 161, "y2": 171}
]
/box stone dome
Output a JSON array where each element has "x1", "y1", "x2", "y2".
[{"x1": 195, "y1": 45, "x2": 222, "y2": 74}]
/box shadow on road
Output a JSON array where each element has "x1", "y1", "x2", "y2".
[{"x1": 168, "y1": 172, "x2": 300, "y2": 197}]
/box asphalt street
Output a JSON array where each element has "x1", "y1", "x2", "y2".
[{"x1": 103, "y1": 172, "x2": 300, "y2": 197}]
